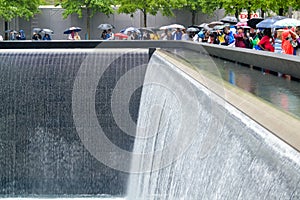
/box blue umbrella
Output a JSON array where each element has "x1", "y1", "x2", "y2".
[
  {"x1": 256, "y1": 16, "x2": 286, "y2": 28},
  {"x1": 63, "y1": 27, "x2": 81, "y2": 34}
]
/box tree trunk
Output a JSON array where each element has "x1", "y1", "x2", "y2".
[
  {"x1": 261, "y1": 9, "x2": 265, "y2": 18},
  {"x1": 288, "y1": 7, "x2": 293, "y2": 18},
  {"x1": 143, "y1": 10, "x2": 147, "y2": 27},
  {"x1": 278, "y1": 8, "x2": 284, "y2": 16},
  {"x1": 192, "y1": 10, "x2": 196, "y2": 25},
  {"x1": 235, "y1": 8, "x2": 239, "y2": 19},
  {"x1": 4, "y1": 21, "x2": 8, "y2": 40},
  {"x1": 86, "y1": 8, "x2": 91, "y2": 40},
  {"x1": 247, "y1": 8, "x2": 251, "y2": 20}
]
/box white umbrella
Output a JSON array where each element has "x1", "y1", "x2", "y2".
[
  {"x1": 221, "y1": 16, "x2": 238, "y2": 24},
  {"x1": 98, "y1": 23, "x2": 115, "y2": 30},
  {"x1": 32, "y1": 28, "x2": 42, "y2": 33},
  {"x1": 159, "y1": 24, "x2": 185, "y2": 30},
  {"x1": 272, "y1": 18, "x2": 300, "y2": 28},
  {"x1": 123, "y1": 27, "x2": 140, "y2": 34},
  {"x1": 198, "y1": 23, "x2": 208, "y2": 28},
  {"x1": 187, "y1": 27, "x2": 200, "y2": 32},
  {"x1": 208, "y1": 21, "x2": 224, "y2": 28},
  {"x1": 41, "y1": 28, "x2": 54, "y2": 34}
]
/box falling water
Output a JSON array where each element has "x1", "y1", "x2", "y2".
[
  {"x1": 0, "y1": 49, "x2": 149, "y2": 197},
  {"x1": 127, "y1": 52, "x2": 300, "y2": 199}
]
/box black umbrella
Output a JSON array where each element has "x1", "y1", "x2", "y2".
[
  {"x1": 247, "y1": 17, "x2": 264, "y2": 29},
  {"x1": 220, "y1": 16, "x2": 238, "y2": 24},
  {"x1": 63, "y1": 27, "x2": 81, "y2": 34}
]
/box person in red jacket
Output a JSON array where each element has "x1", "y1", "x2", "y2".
[
  {"x1": 258, "y1": 28, "x2": 274, "y2": 52},
  {"x1": 281, "y1": 30, "x2": 294, "y2": 55}
]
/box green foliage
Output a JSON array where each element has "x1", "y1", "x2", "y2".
[
  {"x1": 0, "y1": 0, "x2": 42, "y2": 21},
  {"x1": 117, "y1": 0, "x2": 186, "y2": 26},
  {"x1": 198, "y1": 0, "x2": 221, "y2": 14},
  {"x1": 117, "y1": 0, "x2": 186, "y2": 18},
  {"x1": 58, "y1": 0, "x2": 115, "y2": 19}
]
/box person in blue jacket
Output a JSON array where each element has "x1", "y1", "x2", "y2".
[
  {"x1": 42, "y1": 33, "x2": 52, "y2": 40},
  {"x1": 16, "y1": 30, "x2": 26, "y2": 40}
]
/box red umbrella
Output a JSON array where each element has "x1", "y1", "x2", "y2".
[{"x1": 114, "y1": 33, "x2": 128, "y2": 40}]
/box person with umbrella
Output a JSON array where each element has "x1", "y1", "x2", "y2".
[
  {"x1": 98, "y1": 24, "x2": 114, "y2": 40},
  {"x1": 258, "y1": 29, "x2": 274, "y2": 52},
  {"x1": 5, "y1": 30, "x2": 17, "y2": 40},
  {"x1": 68, "y1": 30, "x2": 81, "y2": 40},
  {"x1": 295, "y1": 26, "x2": 300, "y2": 55},
  {"x1": 68, "y1": 30, "x2": 75, "y2": 40},
  {"x1": 106, "y1": 29, "x2": 114, "y2": 40},
  {"x1": 234, "y1": 27, "x2": 246, "y2": 48},
  {"x1": 32, "y1": 32, "x2": 42, "y2": 40},
  {"x1": 16, "y1": 30, "x2": 26, "y2": 40},
  {"x1": 31, "y1": 28, "x2": 42, "y2": 40},
  {"x1": 42, "y1": 34, "x2": 51, "y2": 40},
  {"x1": 101, "y1": 30, "x2": 108, "y2": 39},
  {"x1": 41, "y1": 29, "x2": 53, "y2": 40},
  {"x1": 172, "y1": 28, "x2": 182, "y2": 40},
  {"x1": 160, "y1": 29, "x2": 171, "y2": 40},
  {"x1": 63, "y1": 27, "x2": 81, "y2": 40}
]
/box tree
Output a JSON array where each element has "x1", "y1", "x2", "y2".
[
  {"x1": 267, "y1": 0, "x2": 295, "y2": 16},
  {"x1": 184, "y1": 0, "x2": 204, "y2": 25},
  {"x1": 117, "y1": 0, "x2": 186, "y2": 27},
  {"x1": 0, "y1": 0, "x2": 41, "y2": 40},
  {"x1": 57, "y1": 0, "x2": 115, "y2": 39},
  {"x1": 0, "y1": 0, "x2": 41, "y2": 21},
  {"x1": 199, "y1": 0, "x2": 221, "y2": 15}
]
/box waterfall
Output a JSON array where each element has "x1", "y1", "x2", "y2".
[
  {"x1": 0, "y1": 49, "x2": 149, "y2": 197},
  {"x1": 127, "y1": 52, "x2": 300, "y2": 199}
]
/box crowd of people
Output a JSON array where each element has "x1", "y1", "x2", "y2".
[
  {"x1": 99, "y1": 21, "x2": 300, "y2": 56},
  {"x1": 3, "y1": 21, "x2": 300, "y2": 56},
  {"x1": 190, "y1": 24, "x2": 300, "y2": 56},
  {"x1": 4, "y1": 29, "x2": 52, "y2": 41}
]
